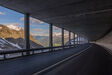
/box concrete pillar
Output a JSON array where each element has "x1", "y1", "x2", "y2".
[
  {"x1": 73, "y1": 33, "x2": 75, "y2": 46},
  {"x1": 49, "y1": 23, "x2": 53, "y2": 51},
  {"x1": 82, "y1": 35, "x2": 83, "y2": 44},
  {"x1": 79, "y1": 34, "x2": 80, "y2": 44},
  {"x1": 77, "y1": 34, "x2": 79, "y2": 45},
  {"x1": 69, "y1": 31, "x2": 71, "y2": 45},
  {"x1": 24, "y1": 13, "x2": 30, "y2": 55},
  {"x1": 62, "y1": 28, "x2": 64, "y2": 49}
]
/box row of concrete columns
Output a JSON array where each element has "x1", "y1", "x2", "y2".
[
  {"x1": 24, "y1": 14, "x2": 82, "y2": 53},
  {"x1": 48, "y1": 24, "x2": 82, "y2": 48}
]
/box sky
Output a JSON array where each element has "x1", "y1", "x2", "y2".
[
  {"x1": 0, "y1": 6, "x2": 71, "y2": 37},
  {"x1": 0, "y1": 6, "x2": 50, "y2": 36}
]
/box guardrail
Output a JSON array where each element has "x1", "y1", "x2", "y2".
[{"x1": 0, "y1": 45, "x2": 76, "y2": 61}]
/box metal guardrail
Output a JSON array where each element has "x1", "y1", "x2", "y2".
[{"x1": 0, "y1": 45, "x2": 76, "y2": 60}]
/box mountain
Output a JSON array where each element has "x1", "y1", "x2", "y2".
[
  {"x1": 34, "y1": 36, "x2": 48, "y2": 40},
  {"x1": 34, "y1": 35, "x2": 70, "y2": 47},
  {"x1": 0, "y1": 37, "x2": 22, "y2": 50},
  {"x1": 6, "y1": 24, "x2": 22, "y2": 31},
  {"x1": 0, "y1": 24, "x2": 43, "y2": 50},
  {"x1": 6, "y1": 38, "x2": 43, "y2": 49},
  {"x1": 34, "y1": 36, "x2": 49, "y2": 47}
]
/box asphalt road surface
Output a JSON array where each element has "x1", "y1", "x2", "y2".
[
  {"x1": 44, "y1": 44, "x2": 112, "y2": 75},
  {"x1": 0, "y1": 44, "x2": 90, "y2": 75}
]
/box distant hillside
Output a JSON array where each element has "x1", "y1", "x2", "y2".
[
  {"x1": 34, "y1": 36, "x2": 48, "y2": 40},
  {"x1": 6, "y1": 38, "x2": 43, "y2": 49},
  {"x1": 34, "y1": 36, "x2": 49, "y2": 47},
  {"x1": 0, "y1": 24, "x2": 43, "y2": 50},
  {"x1": 34, "y1": 36, "x2": 69, "y2": 47}
]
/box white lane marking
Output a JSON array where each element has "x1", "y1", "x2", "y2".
[{"x1": 33, "y1": 45, "x2": 92, "y2": 75}]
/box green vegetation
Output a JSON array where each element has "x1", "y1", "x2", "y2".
[{"x1": 53, "y1": 43, "x2": 62, "y2": 47}]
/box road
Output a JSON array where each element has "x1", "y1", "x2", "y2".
[
  {"x1": 0, "y1": 44, "x2": 90, "y2": 75},
  {"x1": 44, "y1": 44, "x2": 112, "y2": 75}
]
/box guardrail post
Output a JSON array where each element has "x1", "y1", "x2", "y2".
[
  {"x1": 49, "y1": 23, "x2": 53, "y2": 51},
  {"x1": 3, "y1": 54, "x2": 6, "y2": 60},
  {"x1": 24, "y1": 13, "x2": 30, "y2": 55},
  {"x1": 32, "y1": 50, "x2": 34, "y2": 54},
  {"x1": 21, "y1": 51, "x2": 24, "y2": 56},
  {"x1": 62, "y1": 28, "x2": 64, "y2": 49}
]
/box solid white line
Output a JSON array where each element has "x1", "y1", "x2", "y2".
[{"x1": 33, "y1": 45, "x2": 92, "y2": 75}]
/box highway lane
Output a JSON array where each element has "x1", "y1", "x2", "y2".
[
  {"x1": 0, "y1": 44, "x2": 90, "y2": 75},
  {"x1": 44, "y1": 44, "x2": 112, "y2": 75}
]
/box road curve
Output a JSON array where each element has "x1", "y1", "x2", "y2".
[{"x1": 44, "y1": 44, "x2": 112, "y2": 75}]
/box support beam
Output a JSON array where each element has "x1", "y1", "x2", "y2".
[
  {"x1": 78, "y1": 34, "x2": 80, "y2": 44},
  {"x1": 79, "y1": 34, "x2": 81, "y2": 44},
  {"x1": 62, "y1": 28, "x2": 64, "y2": 49},
  {"x1": 69, "y1": 31, "x2": 71, "y2": 46},
  {"x1": 79, "y1": 34, "x2": 80, "y2": 44},
  {"x1": 77, "y1": 34, "x2": 79, "y2": 45},
  {"x1": 82, "y1": 35, "x2": 84, "y2": 44},
  {"x1": 24, "y1": 13, "x2": 30, "y2": 55},
  {"x1": 73, "y1": 33, "x2": 75, "y2": 46},
  {"x1": 49, "y1": 23, "x2": 53, "y2": 51}
]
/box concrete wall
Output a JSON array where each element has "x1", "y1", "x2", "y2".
[{"x1": 95, "y1": 31, "x2": 112, "y2": 54}]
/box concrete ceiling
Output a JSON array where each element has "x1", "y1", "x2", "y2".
[{"x1": 0, "y1": 0, "x2": 112, "y2": 41}]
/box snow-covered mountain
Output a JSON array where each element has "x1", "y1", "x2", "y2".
[
  {"x1": 0, "y1": 24, "x2": 43, "y2": 50},
  {"x1": 6, "y1": 24, "x2": 22, "y2": 31}
]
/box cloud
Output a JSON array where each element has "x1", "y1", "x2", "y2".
[
  {"x1": 53, "y1": 32, "x2": 61, "y2": 37},
  {"x1": 31, "y1": 30, "x2": 49, "y2": 36},
  {"x1": 31, "y1": 33, "x2": 42, "y2": 36},
  {"x1": 75, "y1": 34, "x2": 78, "y2": 37},
  {"x1": 20, "y1": 17, "x2": 44, "y2": 24},
  {"x1": 32, "y1": 28, "x2": 43, "y2": 32},
  {"x1": 53, "y1": 26, "x2": 59, "y2": 30},
  {"x1": 0, "y1": 12, "x2": 5, "y2": 15},
  {"x1": 43, "y1": 30, "x2": 49, "y2": 34},
  {"x1": 20, "y1": 17, "x2": 24, "y2": 21},
  {"x1": 30, "y1": 17, "x2": 44, "y2": 24},
  {"x1": 31, "y1": 30, "x2": 76, "y2": 38},
  {"x1": 32, "y1": 33, "x2": 48, "y2": 36},
  {"x1": 7, "y1": 23, "x2": 23, "y2": 26}
]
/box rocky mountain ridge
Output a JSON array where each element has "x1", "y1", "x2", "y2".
[{"x1": 0, "y1": 24, "x2": 43, "y2": 50}]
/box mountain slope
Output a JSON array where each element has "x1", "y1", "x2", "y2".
[
  {"x1": 6, "y1": 38, "x2": 43, "y2": 49},
  {"x1": 0, "y1": 24, "x2": 39, "y2": 44},
  {"x1": 34, "y1": 36, "x2": 69, "y2": 47},
  {"x1": 0, "y1": 37, "x2": 22, "y2": 50},
  {"x1": 0, "y1": 24, "x2": 43, "y2": 50}
]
